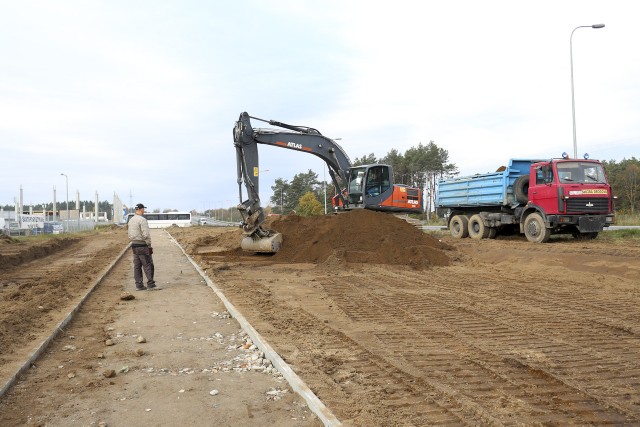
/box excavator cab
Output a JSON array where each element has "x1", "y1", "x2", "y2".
[
  {"x1": 342, "y1": 164, "x2": 421, "y2": 212},
  {"x1": 346, "y1": 165, "x2": 393, "y2": 206}
]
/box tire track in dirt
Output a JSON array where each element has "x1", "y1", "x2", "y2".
[
  {"x1": 327, "y1": 266, "x2": 640, "y2": 424},
  {"x1": 324, "y1": 278, "x2": 579, "y2": 424},
  {"x1": 209, "y1": 272, "x2": 470, "y2": 426},
  {"x1": 425, "y1": 264, "x2": 640, "y2": 354}
]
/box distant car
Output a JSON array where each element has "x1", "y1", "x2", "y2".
[{"x1": 199, "y1": 218, "x2": 208, "y2": 225}]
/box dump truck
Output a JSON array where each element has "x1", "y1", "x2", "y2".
[{"x1": 435, "y1": 156, "x2": 615, "y2": 242}]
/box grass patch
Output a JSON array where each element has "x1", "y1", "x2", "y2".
[
  {"x1": 614, "y1": 213, "x2": 640, "y2": 226},
  {"x1": 600, "y1": 228, "x2": 640, "y2": 240}
]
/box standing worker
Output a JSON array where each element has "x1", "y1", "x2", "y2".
[{"x1": 128, "y1": 203, "x2": 158, "y2": 290}]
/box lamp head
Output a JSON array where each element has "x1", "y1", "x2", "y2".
[{"x1": 592, "y1": 24, "x2": 605, "y2": 29}]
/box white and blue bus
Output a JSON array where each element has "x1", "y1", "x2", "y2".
[{"x1": 126, "y1": 212, "x2": 192, "y2": 229}]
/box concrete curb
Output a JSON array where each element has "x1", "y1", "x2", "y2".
[
  {"x1": 167, "y1": 232, "x2": 342, "y2": 427},
  {"x1": 0, "y1": 243, "x2": 131, "y2": 399}
]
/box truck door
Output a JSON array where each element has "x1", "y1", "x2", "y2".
[{"x1": 528, "y1": 164, "x2": 559, "y2": 213}]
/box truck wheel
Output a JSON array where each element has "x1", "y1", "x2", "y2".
[
  {"x1": 513, "y1": 175, "x2": 530, "y2": 204},
  {"x1": 488, "y1": 228, "x2": 497, "y2": 239},
  {"x1": 523, "y1": 212, "x2": 551, "y2": 243},
  {"x1": 450, "y1": 215, "x2": 469, "y2": 239},
  {"x1": 468, "y1": 214, "x2": 490, "y2": 239}
]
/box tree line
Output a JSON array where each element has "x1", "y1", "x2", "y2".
[{"x1": 603, "y1": 157, "x2": 640, "y2": 214}]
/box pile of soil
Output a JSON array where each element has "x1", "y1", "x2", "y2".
[
  {"x1": 0, "y1": 237, "x2": 78, "y2": 270},
  {"x1": 0, "y1": 234, "x2": 18, "y2": 245},
  {"x1": 194, "y1": 210, "x2": 453, "y2": 269},
  {"x1": 269, "y1": 209, "x2": 452, "y2": 268}
]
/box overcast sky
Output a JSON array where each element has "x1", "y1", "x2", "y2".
[{"x1": 1, "y1": 1, "x2": 638, "y2": 213}]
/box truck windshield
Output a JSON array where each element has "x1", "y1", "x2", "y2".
[{"x1": 556, "y1": 162, "x2": 607, "y2": 184}]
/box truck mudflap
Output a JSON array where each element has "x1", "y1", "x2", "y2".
[{"x1": 577, "y1": 215, "x2": 606, "y2": 233}]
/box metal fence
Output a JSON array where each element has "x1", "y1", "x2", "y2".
[
  {"x1": 60, "y1": 220, "x2": 96, "y2": 233},
  {"x1": 3, "y1": 220, "x2": 97, "y2": 237}
]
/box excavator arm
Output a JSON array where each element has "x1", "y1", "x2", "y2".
[{"x1": 234, "y1": 112, "x2": 352, "y2": 251}]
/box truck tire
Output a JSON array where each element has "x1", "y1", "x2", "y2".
[
  {"x1": 523, "y1": 212, "x2": 551, "y2": 243},
  {"x1": 513, "y1": 175, "x2": 530, "y2": 204},
  {"x1": 449, "y1": 215, "x2": 469, "y2": 239},
  {"x1": 468, "y1": 214, "x2": 490, "y2": 239}
]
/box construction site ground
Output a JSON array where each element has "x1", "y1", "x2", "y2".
[{"x1": 1, "y1": 209, "x2": 640, "y2": 426}]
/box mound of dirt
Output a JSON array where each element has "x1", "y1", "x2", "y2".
[
  {"x1": 0, "y1": 237, "x2": 78, "y2": 270},
  {"x1": 189, "y1": 210, "x2": 453, "y2": 269},
  {"x1": 266, "y1": 209, "x2": 453, "y2": 268},
  {"x1": 0, "y1": 234, "x2": 18, "y2": 245}
]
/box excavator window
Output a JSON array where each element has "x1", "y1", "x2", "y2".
[
  {"x1": 351, "y1": 170, "x2": 364, "y2": 191},
  {"x1": 348, "y1": 168, "x2": 365, "y2": 203},
  {"x1": 365, "y1": 166, "x2": 390, "y2": 197}
]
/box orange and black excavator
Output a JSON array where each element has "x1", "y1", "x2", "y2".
[{"x1": 234, "y1": 112, "x2": 422, "y2": 253}]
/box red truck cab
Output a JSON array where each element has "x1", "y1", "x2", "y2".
[{"x1": 526, "y1": 157, "x2": 615, "y2": 240}]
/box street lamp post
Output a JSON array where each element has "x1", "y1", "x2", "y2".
[
  {"x1": 60, "y1": 173, "x2": 69, "y2": 227},
  {"x1": 570, "y1": 23, "x2": 605, "y2": 159}
]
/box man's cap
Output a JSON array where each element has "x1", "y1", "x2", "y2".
[{"x1": 135, "y1": 203, "x2": 147, "y2": 210}]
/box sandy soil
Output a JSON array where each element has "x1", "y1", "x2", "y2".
[
  {"x1": 0, "y1": 229, "x2": 320, "y2": 427},
  {"x1": 2, "y1": 211, "x2": 640, "y2": 426}
]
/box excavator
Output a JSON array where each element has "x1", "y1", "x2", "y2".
[{"x1": 234, "y1": 112, "x2": 422, "y2": 253}]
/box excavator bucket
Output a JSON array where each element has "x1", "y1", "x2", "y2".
[{"x1": 240, "y1": 232, "x2": 283, "y2": 253}]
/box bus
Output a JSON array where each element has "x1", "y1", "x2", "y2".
[{"x1": 125, "y1": 212, "x2": 192, "y2": 229}]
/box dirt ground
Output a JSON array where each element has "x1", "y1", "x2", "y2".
[
  {"x1": 0, "y1": 229, "x2": 320, "y2": 427},
  {"x1": 2, "y1": 210, "x2": 640, "y2": 426}
]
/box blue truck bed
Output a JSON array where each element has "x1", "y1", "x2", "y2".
[{"x1": 436, "y1": 159, "x2": 543, "y2": 208}]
